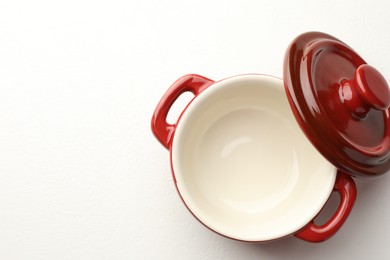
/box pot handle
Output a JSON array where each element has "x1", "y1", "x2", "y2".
[
  {"x1": 151, "y1": 74, "x2": 214, "y2": 149},
  {"x1": 294, "y1": 171, "x2": 357, "y2": 243}
]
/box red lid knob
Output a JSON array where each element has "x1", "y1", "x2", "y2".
[{"x1": 341, "y1": 64, "x2": 390, "y2": 118}]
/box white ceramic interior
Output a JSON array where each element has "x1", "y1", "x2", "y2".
[{"x1": 171, "y1": 75, "x2": 336, "y2": 242}]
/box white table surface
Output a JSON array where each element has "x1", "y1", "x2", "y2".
[{"x1": 1, "y1": 0, "x2": 390, "y2": 259}]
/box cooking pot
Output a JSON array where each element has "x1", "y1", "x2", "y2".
[{"x1": 151, "y1": 32, "x2": 390, "y2": 243}]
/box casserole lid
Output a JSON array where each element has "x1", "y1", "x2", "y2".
[{"x1": 284, "y1": 32, "x2": 390, "y2": 177}]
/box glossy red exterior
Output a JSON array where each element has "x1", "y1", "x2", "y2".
[
  {"x1": 284, "y1": 32, "x2": 390, "y2": 177},
  {"x1": 294, "y1": 171, "x2": 357, "y2": 242}
]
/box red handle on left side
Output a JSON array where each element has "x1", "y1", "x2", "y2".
[
  {"x1": 151, "y1": 74, "x2": 214, "y2": 150},
  {"x1": 294, "y1": 171, "x2": 357, "y2": 243}
]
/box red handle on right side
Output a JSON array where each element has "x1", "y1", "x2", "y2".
[
  {"x1": 151, "y1": 74, "x2": 214, "y2": 150},
  {"x1": 294, "y1": 171, "x2": 357, "y2": 243}
]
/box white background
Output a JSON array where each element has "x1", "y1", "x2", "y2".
[{"x1": 1, "y1": 0, "x2": 390, "y2": 259}]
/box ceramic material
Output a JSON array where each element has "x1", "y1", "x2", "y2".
[
  {"x1": 151, "y1": 74, "x2": 356, "y2": 242},
  {"x1": 284, "y1": 32, "x2": 390, "y2": 177}
]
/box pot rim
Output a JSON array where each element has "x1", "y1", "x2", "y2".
[{"x1": 169, "y1": 74, "x2": 337, "y2": 242}]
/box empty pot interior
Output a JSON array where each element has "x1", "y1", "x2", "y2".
[{"x1": 171, "y1": 75, "x2": 336, "y2": 241}]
